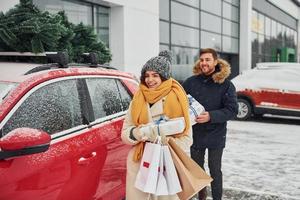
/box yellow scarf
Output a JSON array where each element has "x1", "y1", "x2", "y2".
[{"x1": 131, "y1": 78, "x2": 190, "y2": 162}]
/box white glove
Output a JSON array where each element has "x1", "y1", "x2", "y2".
[{"x1": 144, "y1": 127, "x2": 158, "y2": 143}]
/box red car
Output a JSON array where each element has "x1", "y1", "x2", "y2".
[
  {"x1": 0, "y1": 53, "x2": 138, "y2": 200},
  {"x1": 232, "y1": 62, "x2": 300, "y2": 120}
]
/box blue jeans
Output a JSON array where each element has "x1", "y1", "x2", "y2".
[{"x1": 191, "y1": 147, "x2": 224, "y2": 200}]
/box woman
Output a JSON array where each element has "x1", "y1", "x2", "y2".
[{"x1": 121, "y1": 50, "x2": 193, "y2": 200}]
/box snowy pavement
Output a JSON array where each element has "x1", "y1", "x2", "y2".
[{"x1": 219, "y1": 117, "x2": 300, "y2": 200}]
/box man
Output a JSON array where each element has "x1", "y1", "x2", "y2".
[{"x1": 182, "y1": 48, "x2": 238, "y2": 200}]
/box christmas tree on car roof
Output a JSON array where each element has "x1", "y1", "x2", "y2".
[{"x1": 0, "y1": 0, "x2": 111, "y2": 64}]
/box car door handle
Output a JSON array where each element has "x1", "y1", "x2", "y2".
[{"x1": 78, "y1": 152, "x2": 97, "y2": 165}]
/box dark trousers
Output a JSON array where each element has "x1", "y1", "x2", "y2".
[{"x1": 191, "y1": 147, "x2": 224, "y2": 200}]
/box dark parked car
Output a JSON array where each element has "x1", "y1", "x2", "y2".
[
  {"x1": 232, "y1": 62, "x2": 300, "y2": 120},
  {"x1": 0, "y1": 52, "x2": 138, "y2": 200}
]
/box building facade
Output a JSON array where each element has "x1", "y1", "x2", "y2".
[{"x1": 1, "y1": 0, "x2": 299, "y2": 80}]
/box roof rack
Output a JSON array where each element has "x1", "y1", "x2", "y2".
[
  {"x1": 46, "y1": 52, "x2": 68, "y2": 68},
  {"x1": 80, "y1": 52, "x2": 117, "y2": 70},
  {"x1": 81, "y1": 52, "x2": 99, "y2": 66}
]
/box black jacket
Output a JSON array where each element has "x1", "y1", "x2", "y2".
[{"x1": 182, "y1": 59, "x2": 238, "y2": 149}]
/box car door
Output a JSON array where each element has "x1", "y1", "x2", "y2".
[
  {"x1": 83, "y1": 76, "x2": 134, "y2": 200},
  {"x1": 254, "y1": 69, "x2": 300, "y2": 112},
  {"x1": 0, "y1": 77, "x2": 110, "y2": 200}
]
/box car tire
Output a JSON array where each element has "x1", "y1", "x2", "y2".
[{"x1": 236, "y1": 99, "x2": 252, "y2": 120}]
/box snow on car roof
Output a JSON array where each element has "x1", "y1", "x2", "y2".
[
  {"x1": 256, "y1": 62, "x2": 300, "y2": 69},
  {"x1": 232, "y1": 65, "x2": 300, "y2": 92}
]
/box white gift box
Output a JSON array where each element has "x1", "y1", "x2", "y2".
[
  {"x1": 188, "y1": 94, "x2": 205, "y2": 126},
  {"x1": 140, "y1": 117, "x2": 185, "y2": 137}
]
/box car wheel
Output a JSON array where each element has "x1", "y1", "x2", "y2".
[{"x1": 236, "y1": 99, "x2": 252, "y2": 120}]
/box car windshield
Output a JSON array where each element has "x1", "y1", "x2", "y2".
[{"x1": 0, "y1": 81, "x2": 17, "y2": 102}]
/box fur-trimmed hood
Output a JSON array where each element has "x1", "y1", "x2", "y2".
[{"x1": 192, "y1": 58, "x2": 231, "y2": 84}]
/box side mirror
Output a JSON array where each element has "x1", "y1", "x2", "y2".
[{"x1": 0, "y1": 128, "x2": 51, "y2": 160}]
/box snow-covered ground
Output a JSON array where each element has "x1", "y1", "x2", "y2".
[{"x1": 219, "y1": 118, "x2": 300, "y2": 200}]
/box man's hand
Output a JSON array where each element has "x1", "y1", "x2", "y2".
[{"x1": 195, "y1": 111, "x2": 210, "y2": 123}]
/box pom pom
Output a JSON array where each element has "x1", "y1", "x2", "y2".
[{"x1": 158, "y1": 50, "x2": 172, "y2": 63}]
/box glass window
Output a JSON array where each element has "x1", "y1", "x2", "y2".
[
  {"x1": 264, "y1": 36, "x2": 271, "y2": 55},
  {"x1": 258, "y1": 13, "x2": 264, "y2": 34},
  {"x1": 224, "y1": 0, "x2": 240, "y2": 6},
  {"x1": 201, "y1": 12, "x2": 221, "y2": 33},
  {"x1": 294, "y1": 30, "x2": 297, "y2": 47},
  {"x1": 175, "y1": 0, "x2": 199, "y2": 7},
  {"x1": 159, "y1": 0, "x2": 169, "y2": 20},
  {"x1": 97, "y1": 29, "x2": 109, "y2": 47},
  {"x1": 223, "y1": 19, "x2": 239, "y2": 37},
  {"x1": 86, "y1": 78, "x2": 124, "y2": 119},
  {"x1": 171, "y1": 24, "x2": 199, "y2": 48},
  {"x1": 160, "y1": 21, "x2": 170, "y2": 44},
  {"x1": 251, "y1": 10, "x2": 258, "y2": 33},
  {"x1": 271, "y1": 20, "x2": 277, "y2": 38},
  {"x1": 170, "y1": 47, "x2": 199, "y2": 82},
  {"x1": 265, "y1": 17, "x2": 271, "y2": 37},
  {"x1": 171, "y1": 47, "x2": 199, "y2": 65},
  {"x1": 116, "y1": 80, "x2": 132, "y2": 111},
  {"x1": 282, "y1": 26, "x2": 287, "y2": 45},
  {"x1": 96, "y1": 6, "x2": 109, "y2": 27},
  {"x1": 223, "y1": 2, "x2": 239, "y2": 22},
  {"x1": 2, "y1": 79, "x2": 82, "y2": 135},
  {"x1": 258, "y1": 34, "x2": 265, "y2": 54},
  {"x1": 34, "y1": 0, "x2": 93, "y2": 25},
  {"x1": 277, "y1": 23, "x2": 283, "y2": 40},
  {"x1": 222, "y1": 36, "x2": 238, "y2": 53},
  {"x1": 171, "y1": 2, "x2": 199, "y2": 28},
  {"x1": 160, "y1": 45, "x2": 170, "y2": 51},
  {"x1": 201, "y1": 0, "x2": 221, "y2": 16},
  {"x1": 277, "y1": 23, "x2": 283, "y2": 46},
  {"x1": 252, "y1": 32, "x2": 258, "y2": 53},
  {"x1": 96, "y1": 6, "x2": 109, "y2": 46},
  {"x1": 201, "y1": 31, "x2": 221, "y2": 50}
]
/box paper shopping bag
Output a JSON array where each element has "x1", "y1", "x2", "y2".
[
  {"x1": 168, "y1": 138, "x2": 212, "y2": 200},
  {"x1": 155, "y1": 146, "x2": 168, "y2": 195},
  {"x1": 135, "y1": 142, "x2": 161, "y2": 194},
  {"x1": 162, "y1": 145, "x2": 182, "y2": 195}
]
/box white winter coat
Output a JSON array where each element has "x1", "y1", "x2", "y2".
[{"x1": 121, "y1": 98, "x2": 193, "y2": 200}]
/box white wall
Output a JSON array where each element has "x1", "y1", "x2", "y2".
[
  {"x1": 0, "y1": 0, "x2": 19, "y2": 13},
  {"x1": 108, "y1": 0, "x2": 160, "y2": 77}
]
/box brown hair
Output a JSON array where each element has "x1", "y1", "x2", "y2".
[
  {"x1": 140, "y1": 73, "x2": 167, "y2": 86},
  {"x1": 200, "y1": 48, "x2": 218, "y2": 60}
]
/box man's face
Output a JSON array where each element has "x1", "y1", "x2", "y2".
[{"x1": 199, "y1": 53, "x2": 218, "y2": 75}]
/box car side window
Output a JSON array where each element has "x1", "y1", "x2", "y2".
[
  {"x1": 116, "y1": 80, "x2": 132, "y2": 110},
  {"x1": 2, "y1": 79, "x2": 83, "y2": 135},
  {"x1": 86, "y1": 78, "x2": 132, "y2": 119}
]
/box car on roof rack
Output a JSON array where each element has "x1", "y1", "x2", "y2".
[
  {"x1": 232, "y1": 62, "x2": 300, "y2": 120},
  {"x1": 0, "y1": 52, "x2": 139, "y2": 200}
]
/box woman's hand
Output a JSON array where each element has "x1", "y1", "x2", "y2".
[
  {"x1": 132, "y1": 127, "x2": 146, "y2": 141},
  {"x1": 145, "y1": 127, "x2": 158, "y2": 143}
]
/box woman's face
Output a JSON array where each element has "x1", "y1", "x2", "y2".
[{"x1": 144, "y1": 71, "x2": 162, "y2": 89}]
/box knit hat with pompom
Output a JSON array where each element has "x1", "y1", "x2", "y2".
[{"x1": 141, "y1": 50, "x2": 172, "y2": 79}]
